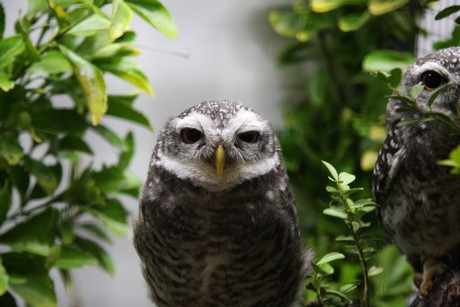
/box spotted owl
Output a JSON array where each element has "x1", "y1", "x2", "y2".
[
  {"x1": 134, "y1": 100, "x2": 312, "y2": 306},
  {"x1": 372, "y1": 47, "x2": 460, "y2": 297}
]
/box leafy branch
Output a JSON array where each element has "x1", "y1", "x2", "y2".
[
  {"x1": 306, "y1": 161, "x2": 380, "y2": 307},
  {"x1": 0, "y1": 0, "x2": 177, "y2": 306}
]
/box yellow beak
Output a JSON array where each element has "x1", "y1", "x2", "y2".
[{"x1": 215, "y1": 144, "x2": 225, "y2": 177}]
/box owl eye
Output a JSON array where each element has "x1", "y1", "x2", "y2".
[
  {"x1": 237, "y1": 131, "x2": 260, "y2": 143},
  {"x1": 421, "y1": 70, "x2": 447, "y2": 91},
  {"x1": 180, "y1": 128, "x2": 202, "y2": 144}
]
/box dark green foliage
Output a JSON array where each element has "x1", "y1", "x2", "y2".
[
  {"x1": 267, "y1": 0, "x2": 442, "y2": 305},
  {"x1": 0, "y1": 0, "x2": 177, "y2": 306}
]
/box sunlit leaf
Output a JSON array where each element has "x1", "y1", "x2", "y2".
[
  {"x1": 126, "y1": 0, "x2": 178, "y2": 38},
  {"x1": 368, "y1": 0, "x2": 409, "y2": 15},
  {"x1": 0, "y1": 136, "x2": 24, "y2": 165},
  {"x1": 68, "y1": 13, "x2": 111, "y2": 36},
  {"x1": 54, "y1": 245, "x2": 97, "y2": 269},
  {"x1": 368, "y1": 265, "x2": 384, "y2": 277},
  {"x1": 9, "y1": 275, "x2": 56, "y2": 307},
  {"x1": 59, "y1": 45, "x2": 108, "y2": 125},
  {"x1": 338, "y1": 10, "x2": 370, "y2": 32},
  {"x1": 76, "y1": 237, "x2": 115, "y2": 275},
  {"x1": 323, "y1": 207, "x2": 347, "y2": 219},
  {"x1": 363, "y1": 50, "x2": 413, "y2": 72},
  {"x1": 85, "y1": 199, "x2": 129, "y2": 236},
  {"x1": 317, "y1": 252, "x2": 346, "y2": 265},
  {"x1": 0, "y1": 257, "x2": 9, "y2": 296},
  {"x1": 0, "y1": 72, "x2": 14, "y2": 91},
  {"x1": 110, "y1": 0, "x2": 133, "y2": 40},
  {"x1": 338, "y1": 172, "x2": 356, "y2": 185},
  {"x1": 311, "y1": 0, "x2": 366, "y2": 13},
  {"x1": 91, "y1": 124, "x2": 128, "y2": 150},
  {"x1": 106, "y1": 95, "x2": 152, "y2": 129},
  {"x1": 0, "y1": 209, "x2": 55, "y2": 256},
  {"x1": 26, "y1": 159, "x2": 58, "y2": 195},
  {"x1": 80, "y1": 223, "x2": 113, "y2": 244},
  {"x1": 102, "y1": 60, "x2": 153, "y2": 95},
  {"x1": 0, "y1": 35, "x2": 25, "y2": 70},
  {"x1": 27, "y1": 51, "x2": 72, "y2": 74},
  {"x1": 322, "y1": 160, "x2": 339, "y2": 180}
]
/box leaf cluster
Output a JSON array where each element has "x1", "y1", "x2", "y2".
[
  {"x1": 0, "y1": 0, "x2": 176, "y2": 306},
  {"x1": 267, "y1": 0, "x2": 436, "y2": 305}
]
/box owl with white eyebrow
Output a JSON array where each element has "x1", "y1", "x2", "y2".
[
  {"x1": 134, "y1": 100, "x2": 312, "y2": 306},
  {"x1": 373, "y1": 47, "x2": 460, "y2": 298}
]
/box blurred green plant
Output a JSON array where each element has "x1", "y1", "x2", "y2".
[
  {"x1": 267, "y1": 0, "x2": 450, "y2": 305},
  {"x1": 0, "y1": 0, "x2": 177, "y2": 306}
]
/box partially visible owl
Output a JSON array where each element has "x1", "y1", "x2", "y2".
[
  {"x1": 134, "y1": 100, "x2": 312, "y2": 306},
  {"x1": 373, "y1": 47, "x2": 460, "y2": 297}
]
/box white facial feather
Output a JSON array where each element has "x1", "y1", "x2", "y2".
[{"x1": 157, "y1": 108, "x2": 279, "y2": 191}]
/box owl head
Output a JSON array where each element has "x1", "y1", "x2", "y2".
[
  {"x1": 153, "y1": 100, "x2": 282, "y2": 192},
  {"x1": 402, "y1": 46, "x2": 460, "y2": 115}
]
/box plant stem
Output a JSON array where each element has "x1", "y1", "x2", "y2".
[{"x1": 339, "y1": 186, "x2": 370, "y2": 307}]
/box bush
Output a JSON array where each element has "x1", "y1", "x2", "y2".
[{"x1": 0, "y1": 1, "x2": 176, "y2": 306}]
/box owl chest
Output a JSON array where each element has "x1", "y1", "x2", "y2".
[
  {"x1": 382, "y1": 176, "x2": 460, "y2": 257},
  {"x1": 148, "y1": 201, "x2": 291, "y2": 301}
]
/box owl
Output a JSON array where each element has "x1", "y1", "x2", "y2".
[
  {"x1": 372, "y1": 47, "x2": 460, "y2": 298},
  {"x1": 134, "y1": 100, "x2": 312, "y2": 306}
]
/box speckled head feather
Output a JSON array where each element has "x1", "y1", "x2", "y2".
[
  {"x1": 372, "y1": 47, "x2": 460, "y2": 298},
  {"x1": 134, "y1": 100, "x2": 312, "y2": 306}
]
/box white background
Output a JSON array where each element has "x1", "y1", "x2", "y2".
[{"x1": 4, "y1": 1, "x2": 298, "y2": 306}]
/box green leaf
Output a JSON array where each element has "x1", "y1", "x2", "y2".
[
  {"x1": 102, "y1": 60, "x2": 154, "y2": 95},
  {"x1": 32, "y1": 108, "x2": 87, "y2": 135},
  {"x1": 27, "y1": 51, "x2": 72, "y2": 74},
  {"x1": 338, "y1": 11, "x2": 370, "y2": 32},
  {"x1": 0, "y1": 72, "x2": 15, "y2": 91},
  {"x1": 119, "y1": 131, "x2": 135, "y2": 169},
  {"x1": 322, "y1": 160, "x2": 339, "y2": 180},
  {"x1": 323, "y1": 207, "x2": 347, "y2": 219},
  {"x1": 311, "y1": 0, "x2": 366, "y2": 13},
  {"x1": 368, "y1": 265, "x2": 384, "y2": 277},
  {"x1": 54, "y1": 245, "x2": 97, "y2": 269},
  {"x1": 363, "y1": 50, "x2": 413, "y2": 72},
  {"x1": 93, "y1": 166, "x2": 126, "y2": 193},
  {"x1": 26, "y1": 159, "x2": 58, "y2": 196},
  {"x1": 0, "y1": 257, "x2": 9, "y2": 296},
  {"x1": 80, "y1": 223, "x2": 113, "y2": 244},
  {"x1": 58, "y1": 135, "x2": 93, "y2": 155},
  {"x1": 0, "y1": 181, "x2": 12, "y2": 225},
  {"x1": 317, "y1": 252, "x2": 346, "y2": 265},
  {"x1": 59, "y1": 45, "x2": 108, "y2": 125},
  {"x1": 106, "y1": 95, "x2": 152, "y2": 129},
  {"x1": 76, "y1": 237, "x2": 115, "y2": 275},
  {"x1": 435, "y1": 5, "x2": 460, "y2": 20},
  {"x1": 338, "y1": 172, "x2": 355, "y2": 185},
  {"x1": 312, "y1": 262, "x2": 334, "y2": 276},
  {"x1": 0, "y1": 35, "x2": 25, "y2": 70},
  {"x1": 86, "y1": 199, "x2": 129, "y2": 236},
  {"x1": 368, "y1": 0, "x2": 409, "y2": 15},
  {"x1": 0, "y1": 3, "x2": 5, "y2": 39},
  {"x1": 91, "y1": 124, "x2": 128, "y2": 150},
  {"x1": 126, "y1": 0, "x2": 178, "y2": 38},
  {"x1": 91, "y1": 43, "x2": 140, "y2": 60},
  {"x1": 0, "y1": 209, "x2": 55, "y2": 256},
  {"x1": 9, "y1": 275, "x2": 56, "y2": 307},
  {"x1": 0, "y1": 137, "x2": 24, "y2": 165},
  {"x1": 110, "y1": 0, "x2": 133, "y2": 40},
  {"x1": 67, "y1": 13, "x2": 111, "y2": 37}
]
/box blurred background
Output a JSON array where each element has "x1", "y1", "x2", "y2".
[{"x1": 1, "y1": 0, "x2": 459, "y2": 306}]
